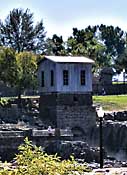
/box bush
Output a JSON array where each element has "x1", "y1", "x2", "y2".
[
  {"x1": 0, "y1": 98, "x2": 9, "y2": 107},
  {"x1": 0, "y1": 138, "x2": 91, "y2": 175}
]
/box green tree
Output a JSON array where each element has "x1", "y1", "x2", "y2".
[
  {"x1": 66, "y1": 25, "x2": 126, "y2": 73},
  {"x1": 114, "y1": 47, "x2": 127, "y2": 82},
  {"x1": 0, "y1": 8, "x2": 46, "y2": 54},
  {"x1": 67, "y1": 27, "x2": 111, "y2": 72},
  {"x1": 98, "y1": 24, "x2": 126, "y2": 77},
  {"x1": 15, "y1": 51, "x2": 38, "y2": 105},
  {"x1": 45, "y1": 34, "x2": 66, "y2": 55},
  {"x1": 67, "y1": 27, "x2": 97, "y2": 57},
  {"x1": 99, "y1": 24, "x2": 126, "y2": 60},
  {"x1": 0, "y1": 46, "x2": 17, "y2": 86},
  {"x1": 0, "y1": 48, "x2": 38, "y2": 107}
]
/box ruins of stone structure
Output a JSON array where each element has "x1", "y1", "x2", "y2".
[{"x1": 38, "y1": 56, "x2": 96, "y2": 138}]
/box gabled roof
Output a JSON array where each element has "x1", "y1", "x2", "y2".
[{"x1": 38, "y1": 56, "x2": 94, "y2": 64}]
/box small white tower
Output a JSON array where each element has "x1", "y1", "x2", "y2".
[{"x1": 38, "y1": 56, "x2": 96, "y2": 137}]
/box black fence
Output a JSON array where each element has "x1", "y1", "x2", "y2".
[{"x1": 93, "y1": 83, "x2": 127, "y2": 95}]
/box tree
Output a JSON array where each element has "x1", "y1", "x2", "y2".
[
  {"x1": 45, "y1": 34, "x2": 66, "y2": 55},
  {"x1": 15, "y1": 51, "x2": 38, "y2": 105},
  {"x1": 114, "y1": 48, "x2": 127, "y2": 82},
  {"x1": 98, "y1": 24, "x2": 127, "y2": 78},
  {"x1": 0, "y1": 46, "x2": 17, "y2": 86},
  {"x1": 66, "y1": 25, "x2": 126, "y2": 73},
  {"x1": 66, "y1": 27, "x2": 111, "y2": 72},
  {"x1": 67, "y1": 27, "x2": 97, "y2": 57},
  {"x1": 0, "y1": 47, "x2": 38, "y2": 107},
  {"x1": 99, "y1": 24, "x2": 126, "y2": 60},
  {"x1": 0, "y1": 8, "x2": 46, "y2": 54}
]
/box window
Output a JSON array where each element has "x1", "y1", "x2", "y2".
[
  {"x1": 80, "y1": 70, "x2": 86, "y2": 85},
  {"x1": 51, "y1": 70, "x2": 54, "y2": 86},
  {"x1": 41, "y1": 71, "x2": 44, "y2": 87},
  {"x1": 63, "y1": 70, "x2": 69, "y2": 85}
]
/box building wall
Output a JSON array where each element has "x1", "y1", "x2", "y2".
[
  {"x1": 38, "y1": 59, "x2": 57, "y2": 92},
  {"x1": 39, "y1": 92, "x2": 96, "y2": 137},
  {"x1": 39, "y1": 93, "x2": 57, "y2": 126},
  {"x1": 55, "y1": 93, "x2": 96, "y2": 137},
  {"x1": 38, "y1": 60, "x2": 93, "y2": 93},
  {"x1": 56, "y1": 63, "x2": 92, "y2": 92},
  {"x1": 57, "y1": 105, "x2": 96, "y2": 139}
]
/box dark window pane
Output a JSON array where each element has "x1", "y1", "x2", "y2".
[
  {"x1": 51, "y1": 70, "x2": 54, "y2": 86},
  {"x1": 80, "y1": 70, "x2": 86, "y2": 85},
  {"x1": 63, "y1": 70, "x2": 69, "y2": 85},
  {"x1": 41, "y1": 71, "x2": 44, "y2": 87}
]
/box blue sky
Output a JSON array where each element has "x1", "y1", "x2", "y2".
[{"x1": 1, "y1": 0, "x2": 127, "y2": 40}]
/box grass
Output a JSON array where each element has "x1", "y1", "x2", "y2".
[
  {"x1": 93, "y1": 95, "x2": 127, "y2": 111},
  {"x1": 112, "y1": 81, "x2": 127, "y2": 84}
]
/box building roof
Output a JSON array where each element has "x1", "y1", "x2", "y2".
[{"x1": 39, "y1": 56, "x2": 94, "y2": 64}]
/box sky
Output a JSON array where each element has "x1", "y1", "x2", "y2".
[{"x1": 1, "y1": 0, "x2": 127, "y2": 40}]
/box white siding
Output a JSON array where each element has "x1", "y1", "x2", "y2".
[
  {"x1": 38, "y1": 60, "x2": 57, "y2": 92},
  {"x1": 38, "y1": 60, "x2": 93, "y2": 93},
  {"x1": 56, "y1": 63, "x2": 92, "y2": 92}
]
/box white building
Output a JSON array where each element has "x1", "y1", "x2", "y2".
[
  {"x1": 38, "y1": 56, "x2": 96, "y2": 138},
  {"x1": 38, "y1": 56, "x2": 94, "y2": 93}
]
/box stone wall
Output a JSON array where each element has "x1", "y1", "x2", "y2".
[
  {"x1": 0, "y1": 129, "x2": 72, "y2": 161},
  {"x1": 0, "y1": 106, "x2": 19, "y2": 123},
  {"x1": 39, "y1": 92, "x2": 96, "y2": 139},
  {"x1": 39, "y1": 93, "x2": 57, "y2": 126},
  {"x1": 57, "y1": 105, "x2": 96, "y2": 140}
]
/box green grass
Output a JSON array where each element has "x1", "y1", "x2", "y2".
[
  {"x1": 112, "y1": 81, "x2": 127, "y2": 84},
  {"x1": 93, "y1": 95, "x2": 127, "y2": 111}
]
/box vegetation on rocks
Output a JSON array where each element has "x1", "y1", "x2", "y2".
[
  {"x1": 0, "y1": 98, "x2": 9, "y2": 107},
  {"x1": 0, "y1": 138, "x2": 90, "y2": 175}
]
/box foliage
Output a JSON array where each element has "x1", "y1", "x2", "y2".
[
  {"x1": 0, "y1": 47, "x2": 38, "y2": 106},
  {"x1": 15, "y1": 51, "x2": 38, "y2": 91},
  {"x1": 93, "y1": 95, "x2": 127, "y2": 111},
  {"x1": 45, "y1": 34, "x2": 67, "y2": 55},
  {"x1": 0, "y1": 47, "x2": 17, "y2": 86},
  {"x1": 114, "y1": 48, "x2": 127, "y2": 74},
  {"x1": 0, "y1": 138, "x2": 90, "y2": 175},
  {"x1": 65, "y1": 25, "x2": 127, "y2": 73},
  {"x1": 33, "y1": 23, "x2": 127, "y2": 74},
  {"x1": 66, "y1": 26, "x2": 112, "y2": 72},
  {"x1": 0, "y1": 8, "x2": 46, "y2": 54},
  {"x1": 0, "y1": 98, "x2": 9, "y2": 107},
  {"x1": 99, "y1": 24, "x2": 125, "y2": 59},
  {"x1": 67, "y1": 27, "x2": 98, "y2": 58},
  {"x1": 15, "y1": 51, "x2": 38, "y2": 107}
]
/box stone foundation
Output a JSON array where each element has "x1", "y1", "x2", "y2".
[
  {"x1": 39, "y1": 93, "x2": 57, "y2": 126},
  {"x1": 57, "y1": 105, "x2": 96, "y2": 134},
  {"x1": 39, "y1": 93, "x2": 96, "y2": 137},
  {"x1": 0, "y1": 129, "x2": 72, "y2": 161}
]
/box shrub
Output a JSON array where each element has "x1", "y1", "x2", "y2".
[
  {"x1": 0, "y1": 138, "x2": 91, "y2": 175},
  {"x1": 0, "y1": 98, "x2": 8, "y2": 107}
]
